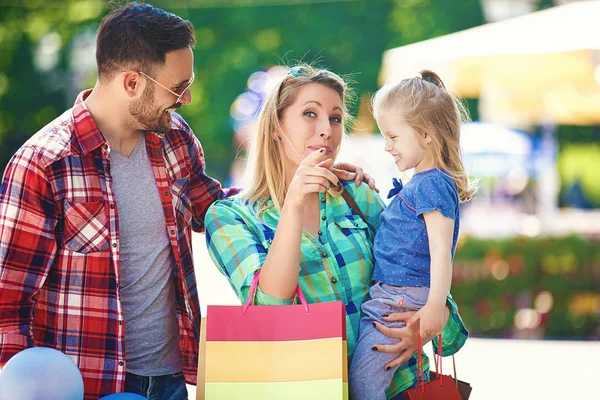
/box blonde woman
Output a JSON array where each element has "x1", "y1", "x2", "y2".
[{"x1": 205, "y1": 65, "x2": 467, "y2": 399}]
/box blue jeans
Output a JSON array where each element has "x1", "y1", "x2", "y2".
[
  {"x1": 124, "y1": 371, "x2": 188, "y2": 400},
  {"x1": 349, "y1": 282, "x2": 429, "y2": 400}
]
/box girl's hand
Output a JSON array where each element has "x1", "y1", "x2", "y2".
[
  {"x1": 286, "y1": 148, "x2": 339, "y2": 209},
  {"x1": 407, "y1": 303, "x2": 446, "y2": 339},
  {"x1": 372, "y1": 306, "x2": 450, "y2": 371}
]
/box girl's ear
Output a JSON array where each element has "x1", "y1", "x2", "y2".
[{"x1": 423, "y1": 132, "x2": 432, "y2": 145}]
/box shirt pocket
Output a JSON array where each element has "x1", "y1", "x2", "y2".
[
  {"x1": 333, "y1": 215, "x2": 373, "y2": 261},
  {"x1": 63, "y1": 200, "x2": 110, "y2": 253},
  {"x1": 170, "y1": 173, "x2": 193, "y2": 230}
]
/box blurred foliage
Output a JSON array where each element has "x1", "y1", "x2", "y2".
[
  {"x1": 557, "y1": 143, "x2": 600, "y2": 208},
  {"x1": 528, "y1": 124, "x2": 600, "y2": 207},
  {"x1": 0, "y1": 0, "x2": 485, "y2": 182},
  {"x1": 453, "y1": 235, "x2": 600, "y2": 339},
  {"x1": 0, "y1": 0, "x2": 105, "y2": 171}
]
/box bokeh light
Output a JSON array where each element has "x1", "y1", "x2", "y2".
[
  {"x1": 490, "y1": 310, "x2": 507, "y2": 329},
  {"x1": 514, "y1": 308, "x2": 542, "y2": 330},
  {"x1": 521, "y1": 215, "x2": 541, "y2": 237},
  {"x1": 534, "y1": 291, "x2": 554, "y2": 314},
  {"x1": 491, "y1": 260, "x2": 509, "y2": 280},
  {"x1": 505, "y1": 167, "x2": 529, "y2": 196},
  {"x1": 230, "y1": 66, "x2": 288, "y2": 133},
  {"x1": 34, "y1": 32, "x2": 61, "y2": 72}
]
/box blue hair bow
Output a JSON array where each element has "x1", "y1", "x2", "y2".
[{"x1": 387, "y1": 178, "x2": 403, "y2": 199}]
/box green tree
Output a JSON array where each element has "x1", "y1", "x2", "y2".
[{"x1": 0, "y1": 0, "x2": 104, "y2": 169}]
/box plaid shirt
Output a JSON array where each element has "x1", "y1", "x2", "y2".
[
  {"x1": 205, "y1": 182, "x2": 468, "y2": 398},
  {"x1": 0, "y1": 90, "x2": 235, "y2": 400}
]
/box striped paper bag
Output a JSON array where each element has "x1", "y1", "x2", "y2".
[{"x1": 201, "y1": 273, "x2": 348, "y2": 400}]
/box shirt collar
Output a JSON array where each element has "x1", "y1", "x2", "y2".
[{"x1": 71, "y1": 89, "x2": 108, "y2": 155}]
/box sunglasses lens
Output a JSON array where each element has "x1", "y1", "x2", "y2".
[
  {"x1": 289, "y1": 66, "x2": 307, "y2": 77},
  {"x1": 177, "y1": 79, "x2": 194, "y2": 103},
  {"x1": 289, "y1": 66, "x2": 343, "y2": 84}
]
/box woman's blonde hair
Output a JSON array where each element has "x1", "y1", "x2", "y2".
[
  {"x1": 243, "y1": 64, "x2": 352, "y2": 214},
  {"x1": 372, "y1": 70, "x2": 476, "y2": 202}
]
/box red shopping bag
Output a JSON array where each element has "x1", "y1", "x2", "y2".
[
  {"x1": 429, "y1": 347, "x2": 472, "y2": 400},
  {"x1": 201, "y1": 272, "x2": 348, "y2": 400},
  {"x1": 402, "y1": 335, "x2": 462, "y2": 400}
]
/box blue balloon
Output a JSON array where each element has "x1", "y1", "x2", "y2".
[
  {"x1": 0, "y1": 347, "x2": 84, "y2": 400},
  {"x1": 100, "y1": 394, "x2": 149, "y2": 400}
]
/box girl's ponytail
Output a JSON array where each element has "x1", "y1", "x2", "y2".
[{"x1": 420, "y1": 69, "x2": 445, "y2": 89}]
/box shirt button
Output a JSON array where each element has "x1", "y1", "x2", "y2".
[
  {"x1": 321, "y1": 197, "x2": 326, "y2": 203},
  {"x1": 321, "y1": 215, "x2": 326, "y2": 221},
  {"x1": 354, "y1": 222, "x2": 359, "y2": 227},
  {"x1": 118, "y1": 361, "x2": 124, "y2": 366},
  {"x1": 119, "y1": 320, "x2": 123, "y2": 325},
  {"x1": 155, "y1": 150, "x2": 161, "y2": 157},
  {"x1": 321, "y1": 252, "x2": 327, "y2": 258},
  {"x1": 331, "y1": 277, "x2": 337, "y2": 284},
  {"x1": 318, "y1": 230, "x2": 322, "y2": 235},
  {"x1": 221, "y1": 264, "x2": 226, "y2": 269},
  {"x1": 112, "y1": 242, "x2": 117, "y2": 248},
  {"x1": 164, "y1": 191, "x2": 170, "y2": 196},
  {"x1": 110, "y1": 204, "x2": 114, "y2": 209},
  {"x1": 170, "y1": 230, "x2": 175, "y2": 235}
]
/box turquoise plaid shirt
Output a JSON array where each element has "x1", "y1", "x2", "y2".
[{"x1": 205, "y1": 181, "x2": 468, "y2": 398}]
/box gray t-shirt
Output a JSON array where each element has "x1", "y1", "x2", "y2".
[{"x1": 109, "y1": 133, "x2": 181, "y2": 376}]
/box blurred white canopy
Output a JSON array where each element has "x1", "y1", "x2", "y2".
[
  {"x1": 379, "y1": 1, "x2": 600, "y2": 126},
  {"x1": 461, "y1": 122, "x2": 531, "y2": 156},
  {"x1": 460, "y1": 122, "x2": 532, "y2": 177}
]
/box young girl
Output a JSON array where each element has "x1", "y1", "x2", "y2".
[{"x1": 348, "y1": 70, "x2": 475, "y2": 399}]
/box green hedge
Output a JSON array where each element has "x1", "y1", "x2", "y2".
[{"x1": 452, "y1": 235, "x2": 600, "y2": 339}]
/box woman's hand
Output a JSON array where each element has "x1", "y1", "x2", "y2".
[
  {"x1": 286, "y1": 148, "x2": 340, "y2": 209},
  {"x1": 331, "y1": 162, "x2": 379, "y2": 193},
  {"x1": 372, "y1": 306, "x2": 450, "y2": 371}
]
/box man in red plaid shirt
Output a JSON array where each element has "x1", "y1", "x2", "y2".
[{"x1": 0, "y1": 3, "x2": 236, "y2": 399}]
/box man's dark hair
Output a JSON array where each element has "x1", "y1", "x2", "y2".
[{"x1": 96, "y1": 2, "x2": 195, "y2": 82}]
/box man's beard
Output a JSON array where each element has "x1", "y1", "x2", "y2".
[{"x1": 129, "y1": 85, "x2": 175, "y2": 134}]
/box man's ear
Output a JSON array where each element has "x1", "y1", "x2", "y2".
[{"x1": 122, "y1": 71, "x2": 143, "y2": 98}]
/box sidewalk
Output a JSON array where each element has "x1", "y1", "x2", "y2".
[{"x1": 190, "y1": 233, "x2": 600, "y2": 400}]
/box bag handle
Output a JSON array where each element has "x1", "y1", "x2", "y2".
[
  {"x1": 341, "y1": 188, "x2": 368, "y2": 225},
  {"x1": 242, "y1": 271, "x2": 309, "y2": 314},
  {"x1": 432, "y1": 341, "x2": 459, "y2": 388},
  {"x1": 416, "y1": 333, "x2": 444, "y2": 393}
]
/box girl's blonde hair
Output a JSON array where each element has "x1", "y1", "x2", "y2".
[
  {"x1": 243, "y1": 64, "x2": 352, "y2": 214},
  {"x1": 372, "y1": 70, "x2": 476, "y2": 202}
]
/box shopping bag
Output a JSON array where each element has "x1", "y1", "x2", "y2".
[
  {"x1": 429, "y1": 354, "x2": 472, "y2": 400},
  {"x1": 402, "y1": 335, "x2": 463, "y2": 400},
  {"x1": 202, "y1": 272, "x2": 348, "y2": 400},
  {"x1": 196, "y1": 317, "x2": 207, "y2": 400}
]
